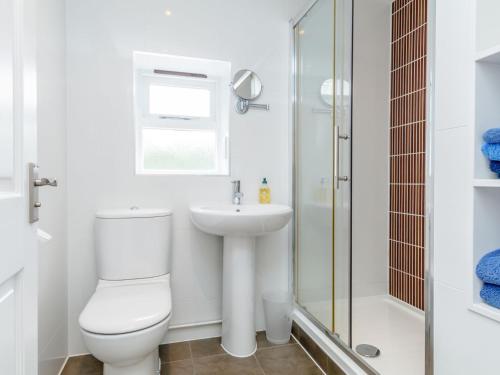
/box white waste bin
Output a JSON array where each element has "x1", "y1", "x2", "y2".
[{"x1": 262, "y1": 291, "x2": 293, "y2": 344}]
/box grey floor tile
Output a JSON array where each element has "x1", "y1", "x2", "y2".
[
  {"x1": 256, "y1": 344, "x2": 322, "y2": 375},
  {"x1": 193, "y1": 354, "x2": 263, "y2": 375},
  {"x1": 190, "y1": 337, "x2": 225, "y2": 359},
  {"x1": 160, "y1": 341, "x2": 192, "y2": 363},
  {"x1": 256, "y1": 331, "x2": 294, "y2": 350},
  {"x1": 161, "y1": 359, "x2": 195, "y2": 375},
  {"x1": 60, "y1": 335, "x2": 322, "y2": 375},
  {"x1": 61, "y1": 355, "x2": 103, "y2": 375}
]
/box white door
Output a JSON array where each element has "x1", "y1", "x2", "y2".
[{"x1": 0, "y1": 0, "x2": 38, "y2": 373}]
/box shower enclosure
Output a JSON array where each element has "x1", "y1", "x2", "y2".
[
  {"x1": 293, "y1": 0, "x2": 351, "y2": 343},
  {"x1": 293, "y1": 1, "x2": 429, "y2": 374}
]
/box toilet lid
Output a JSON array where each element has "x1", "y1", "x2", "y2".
[{"x1": 79, "y1": 279, "x2": 171, "y2": 335}]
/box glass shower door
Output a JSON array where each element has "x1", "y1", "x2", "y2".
[{"x1": 294, "y1": 0, "x2": 352, "y2": 345}]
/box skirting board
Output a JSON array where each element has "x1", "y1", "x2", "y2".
[
  {"x1": 66, "y1": 321, "x2": 224, "y2": 360},
  {"x1": 164, "y1": 321, "x2": 222, "y2": 344}
]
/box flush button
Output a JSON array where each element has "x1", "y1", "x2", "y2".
[{"x1": 130, "y1": 206, "x2": 139, "y2": 210}]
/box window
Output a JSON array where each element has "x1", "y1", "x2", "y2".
[
  {"x1": 149, "y1": 85, "x2": 211, "y2": 118},
  {"x1": 134, "y1": 52, "x2": 231, "y2": 174}
]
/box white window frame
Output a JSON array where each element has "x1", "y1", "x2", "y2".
[{"x1": 134, "y1": 53, "x2": 230, "y2": 175}]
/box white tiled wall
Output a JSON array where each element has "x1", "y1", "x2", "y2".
[
  {"x1": 433, "y1": 127, "x2": 471, "y2": 291},
  {"x1": 37, "y1": 0, "x2": 68, "y2": 373},
  {"x1": 475, "y1": 0, "x2": 500, "y2": 52},
  {"x1": 65, "y1": 0, "x2": 309, "y2": 355},
  {"x1": 434, "y1": 0, "x2": 474, "y2": 131},
  {"x1": 351, "y1": 0, "x2": 391, "y2": 299},
  {"x1": 433, "y1": 1, "x2": 500, "y2": 374}
]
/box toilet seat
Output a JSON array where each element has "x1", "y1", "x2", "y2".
[
  {"x1": 80, "y1": 314, "x2": 170, "y2": 374},
  {"x1": 79, "y1": 276, "x2": 171, "y2": 335}
]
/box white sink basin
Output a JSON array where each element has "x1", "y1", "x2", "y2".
[
  {"x1": 190, "y1": 203, "x2": 293, "y2": 358},
  {"x1": 190, "y1": 204, "x2": 292, "y2": 236}
]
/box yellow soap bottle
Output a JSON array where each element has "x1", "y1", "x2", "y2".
[{"x1": 259, "y1": 177, "x2": 271, "y2": 204}]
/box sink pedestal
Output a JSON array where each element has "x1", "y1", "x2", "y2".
[
  {"x1": 189, "y1": 204, "x2": 293, "y2": 358},
  {"x1": 221, "y1": 236, "x2": 257, "y2": 357}
]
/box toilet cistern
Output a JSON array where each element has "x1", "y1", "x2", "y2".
[{"x1": 231, "y1": 180, "x2": 244, "y2": 205}]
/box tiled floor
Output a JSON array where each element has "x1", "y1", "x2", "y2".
[{"x1": 61, "y1": 332, "x2": 323, "y2": 375}]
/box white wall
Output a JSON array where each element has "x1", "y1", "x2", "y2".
[
  {"x1": 476, "y1": 0, "x2": 500, "y2": 52},
  {"x1": 351, "y1": 0, "x2": 391, "y2": 298},
  {"x1": 66, "y1": 0, "x2": 308, "y2": 354},
  {"x1": 433, "y1": 1, "x2": 500, "y2": 374},
  {"x1": 37, "y1": 0, "x2": 68, "y2": 373}
]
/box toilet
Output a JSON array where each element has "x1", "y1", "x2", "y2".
[{"x1": 79, "y1": 208, "x2": 173, "y2": 375}]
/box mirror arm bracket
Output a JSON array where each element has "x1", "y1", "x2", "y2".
[{"x1": 235, "y1": 98, "x2": 270, "y2": 114}]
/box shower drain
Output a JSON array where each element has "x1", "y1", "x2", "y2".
[{"x1": 355, "y1": 344, "x2": 381, "y2": 358}]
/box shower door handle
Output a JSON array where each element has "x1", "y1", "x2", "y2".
[{"x1": 334, "y1": 125, "x2": 349, "y2": 189}]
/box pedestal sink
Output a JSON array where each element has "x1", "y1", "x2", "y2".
[{"x1": 190, "y1": 204, "x2": 293, "y2": 357}]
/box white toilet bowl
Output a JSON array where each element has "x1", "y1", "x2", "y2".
[
  {"x1": 81, "y1": 318, "x2": 169, "y2": 375},
  {"x1": 79, "y1": 275, "x2": 171, "y2": 375}
]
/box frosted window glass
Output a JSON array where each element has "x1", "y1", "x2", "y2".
[
  {"x1": 149, "y1": 85, "x2": 211, "y2": 118},
  {"x1": 143, "y1": 128, "x2": 216, "y2": 171}
]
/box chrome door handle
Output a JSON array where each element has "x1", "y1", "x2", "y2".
[
  {"x1": 334, "y1": 125, "x2": 349, "y2": 189},
  {"x1": 34, "y1": 178, "x2": 58, "y2": 187},
  {"x1": 29, "y1": 163, "x2": 58, "y2": 223}
]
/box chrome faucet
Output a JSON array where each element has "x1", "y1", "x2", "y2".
[{"x1": 231, "y1": 180, "x2": 244, "y2": 205}]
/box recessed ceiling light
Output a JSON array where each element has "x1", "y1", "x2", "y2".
[{"x1": 164, "y1": 9, "x2": 172, "y2": 16}]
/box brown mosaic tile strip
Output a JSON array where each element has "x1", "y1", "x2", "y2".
[
  {"x1": 390, "y1": 122, "x2": 426, "y2": 155},
  {"x1": 390, "y1": 154, "x2": 426, "y2": 184},
  {"x1": 391, "y1": 0, "x2": 427, "y2": 42},
  {"x1": 392, "y1": 0, "x2": 413, "y2": 14},
  {"x1": 389, "y1": 0, "x2": 427, "y2": 310},
  {"x1": 389, "y1": 269, "x2": 425, "y2": 310},
  {"x1": 392, "y1": 25, "x2": 427, "y2": 70},
  {"x1": 391, "y1": 58, "x2": 427, "y2": 98},
  {"x1": 389, "y1": 240, "x2": 425, "y2": 278},
  {"x1": 389, "y1": 184, "x2": 425, "y2": 215},
  {"x1": 389, "y1": 213, "x2": 425, "y2": 248},
  {"x1": 390, "y1": 91, "x2": 426, "y2": 127}
]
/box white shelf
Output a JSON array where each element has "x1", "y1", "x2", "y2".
[
  {"x1": 471, "y1": 189, "x2": 500, "y2": 323},
  {"x1": 470, "y1": 302, "x2": 500, "y2": 323},
  {"x1": 473, "y1": 179, "x2": 500, "y2": 187},
  {"x1": 472, "y1": 0, "x2": 500, "y2": 327},
  {"x1": 476, "y1": 44, "x2": 500, "y2": 63}
]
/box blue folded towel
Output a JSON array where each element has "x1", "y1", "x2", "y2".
[
  {"x1": 490, "y1": 161, "x2": 500, "y2": 176},
  {"x1": 483, "y1": 128, "x2": 500, "y2": 144},
  {"x1": 480, "y1": 283, "x2": 500, "y2": 309},
  {"x1": 482, "y1": 143, "x2": 500, "y2": 161},
  {"x1": 476, "y1": 249, "x2": 500, "y2": 285}
]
